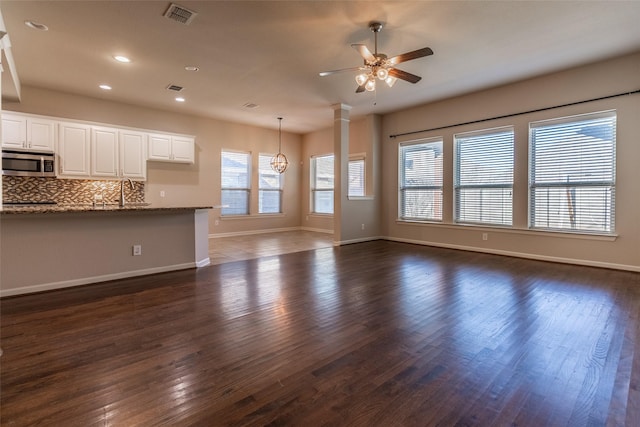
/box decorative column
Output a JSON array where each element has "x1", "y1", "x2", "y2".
[{"x1": 331, "y1": 103, "x2": 351, "y2": 245}]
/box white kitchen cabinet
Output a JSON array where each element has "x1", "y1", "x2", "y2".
[
  {"x1": 148, "y1": 133, "x2": 194, "y2": 164},
  {"x1": 58, "y1": 122, "x2": 91, "y2": 177},
  {"x1": 91, "y1": 126, "x2": 119, "y2": 178},
  {"x1": 91, "y1": 127, "x2": 146, "y2": 180},
  {"x1": 119, "y1": 130, "x2": 146, "y2": 179},
  {"x1": 2, "y1": 113, "x2": 56, "y2": 152}
]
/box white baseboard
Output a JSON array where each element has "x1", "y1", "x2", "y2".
[
  {"x1": 335, "y1": 236, "x2": 383, "y2": 246},
  {"x1": 384, "y1": 236, "x2": 640, "y2": 272},
  {"x1": 196, "y1": 257, "x2": 211, "y2": 268},
  {"x1": 299, "y1": 226, "x2": 333, "y2": 234},
  {"x1": 0, "y1": 262, "x2": 197, "y2": 297}
]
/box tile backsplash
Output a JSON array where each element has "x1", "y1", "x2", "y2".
[{"x1": 2, "y1": 176, "x2": 145, "y2": 204}]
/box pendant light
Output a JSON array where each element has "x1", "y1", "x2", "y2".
[{"x1": 270, "y1": 117, "x2": 289, "y2": 174}]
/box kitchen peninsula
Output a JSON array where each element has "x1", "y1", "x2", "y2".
[{"x1": 0, "y1": 204, "x2": 211, "y2": 297}]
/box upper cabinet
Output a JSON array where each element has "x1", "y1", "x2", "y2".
[
  {"x1": 58, "y1": 122, "x2": 91, "y2": 177},
  {"x1": 2, "y1": 113, "x2": 56, "y2": 152},
  {"x1": 89, "y1": 127, "x2": 146, "y2": 180},
  {"x1": 148, "y1": 133, "x2": 194, "y2": 164},
  {"x1": 2, "y1": 111, "x2": 194, "y2": 179},
  {"x1": 119, "y1": 130, "x2": 147, "y2": 179}
]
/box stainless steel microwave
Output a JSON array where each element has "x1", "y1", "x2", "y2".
[{"x1": 1, "y1": 150, "x2": 56, "y2": 177}]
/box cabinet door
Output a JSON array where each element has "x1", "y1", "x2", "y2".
[
  {"x1": 119, "y1": 130, "x2": 146, "y2": 179},
  {"x1": 171, "y1": 136, "x2": 195, "y2": 164},
  {"x1": 91, "y1": 127, "x2": 119, "y2": 177},
  {"x1": 27, "y1": 118, "x2": 56, "y2": 152},
  {"x1": 58, "y1": 122, "x2": 91, "y2": 176},
  {"x1": 148, "y1": 134, "x2": 171, "y2": 161},
  {"x1": 2, "y1": 114, "x2": 27, "y2": 149}
]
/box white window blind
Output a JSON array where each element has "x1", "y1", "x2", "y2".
[
  {"x1": 399, "y1": 139, "x2": 443, "y2": 221},
  {"x1": 258, "y1": 154, "x2": 282, "y2": 214},
  {"x1": 529, "y1": 111, "x2": 616, "y2": 233},
  {"x1": 221, "y1": 150, "x2": 250, "y2": 215},
  {"x1": 455, "y1": 127, "x2": 514, "y2": 226},
  {"x1": 312, "y1": 154, "x2": 334, "y2": 214},
  {"x1": 348, "y1": 157, "x2": 365, "y2": 197}
]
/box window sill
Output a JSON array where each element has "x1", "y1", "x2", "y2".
[
  {"x1": 309, "y1": 213, "x2": 333, "y2": 218},
  {"x1": 348, "y1": 196, "x2": 375, "y2": 201},
  {"x1": 395, "y1": 219, "x2": 618, "y2": 241}
]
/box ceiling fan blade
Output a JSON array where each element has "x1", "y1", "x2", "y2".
[
  {"x1": 319, "y1": 67, "x2": 364, "y2": 77},
  {"x1": 388, "y1": 68, "x2": 422, "y2": 84},
  {"x1": 351, "y1": 44, "x2": 376, "y2": 63},
  {"x1": 355, "y1": 84, "x2": 366, "y2": 93},
  {"x1": 388, "y1": 47, "x2": 434, "y2": 65}
]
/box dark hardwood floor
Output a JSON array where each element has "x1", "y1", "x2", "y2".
[{"x1": 1, "y1": 241, "x2": 639, "y2": 426}]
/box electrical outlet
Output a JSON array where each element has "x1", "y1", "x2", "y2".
[
  {"x1": 482, "y1": 233, "x2": 488, "y2": 241},
  {"x1": 214, "y1": 220, "x2": 219, "y2": 226},
  {"x1": 160, "y1": 190, "x2": 166, "y2": 198},
  {"x1": 361, "y1": 223, "x2": 365, "y2": 230},
  {"x1": 133, "y1": 244, "x2": 142, "y2": 256}
]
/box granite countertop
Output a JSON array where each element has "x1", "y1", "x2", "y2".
[{"x1": 1, "y1": 203, "x2": 212, "y2": 215}]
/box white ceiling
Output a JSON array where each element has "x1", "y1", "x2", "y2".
[{"x1": 1, "y1": 1, "x2": 639, "y2": 134}]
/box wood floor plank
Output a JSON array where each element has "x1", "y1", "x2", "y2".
[{"x1": 2, "y1": 240, "x2": 640, "y2": 426}]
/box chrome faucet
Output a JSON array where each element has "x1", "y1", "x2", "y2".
[{"x1": 119, "y1": 177, "x2": 134, "y2": 207}]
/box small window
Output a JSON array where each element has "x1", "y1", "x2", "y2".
[
  {"x1": 529, "y1": 111, "x2": 616, "y2": 233},
  {"x1": 311, "y1": 154, "x2": 334, "y2": 214},
  {"x1": 221, "y1": 150, "x2": 250, "y2": 215},
  {"x1": 259, "y1": 153, "x2": 283, "y2": 214},
  {"x1": 348, "y1": 156, "x2": 365, "y2": 197},
  {"x1": 399, "y1": 138, "x2": 443, "y2": 221},
  {"x1": 454, "y1": 127, "x2": 514, "y2": 226}
]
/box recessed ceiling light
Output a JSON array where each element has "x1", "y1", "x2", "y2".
[
  {"x1": 184, "y1": 66, "x2": 199, "y2": 72},
  {"x1": 99, "y1": 84, "x2": 112, "y2": 90},
  {"x1": 113, "y1": 55, "x2": 131, "y2": 63},
  {"x1": 25, "y1": 20, "x2": 48, "y2": 31},
  {"x1": 175, "y1": 97, "x2": 185, "y2": 102}
]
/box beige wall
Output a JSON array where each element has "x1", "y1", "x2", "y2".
[
  {"x1": 3, "y1": 86, "x2": 303, "y2": 235},
  {"x1": 382, "y1": 52, "x2": 640, "y2": 270}
]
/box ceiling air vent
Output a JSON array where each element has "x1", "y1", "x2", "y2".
[
  {"x1": 164, "y1": 3, "x2": 198, "y2": 25},
  {"x1": 166, "y1": 84, "x2": 184, "y2": 92}
]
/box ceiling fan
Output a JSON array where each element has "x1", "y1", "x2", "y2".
[{"x1": 319, "y1": 22, "x2": 434, "y2": 93}]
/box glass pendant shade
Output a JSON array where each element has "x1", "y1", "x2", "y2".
[
  {"x1": 271, "y1": 117, "x2": 288, "y2": 174},
  {"x1": 355, "y1": 73, "x2": 368, "y2": 86},
  {"x1": 385, "y1": 76, "x2": 397, "y2": 87},
  {"x1": 365, "y1": 78, "x2": 376, "y2": 92},
  {"x1": 376, "y1": 67, "x2": 389, "y2": 80}
]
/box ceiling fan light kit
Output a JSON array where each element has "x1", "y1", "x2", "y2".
[{"x1": 320, "y1": 21, "x2": 433, "y2": 94}]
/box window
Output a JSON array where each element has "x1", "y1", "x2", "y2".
[
  {"x1": 529, "y1": 111, "x2": 616, "y2": 233},
  {"x1": 311, "y1": 154, "x2": 334, "y2": 214},
  {"x1": 221, "y1": 150, "x2": 250, "y2": 215},
  {"x1": 348, "y1": 156, "x2": 365, "y2": 197},
  {"x1": 399, "y1": 138, "x2": 443, "y2": 221},
  {"x1": 259, "y1": 153, "x2": 282, "y2": 213},
  {"x1": 454, "y1": 127, "x2": 514, "y2": 226}
]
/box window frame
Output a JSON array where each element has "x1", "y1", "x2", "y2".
[
  {"x1": 453, "y1": 126, "x2": 515, "y2": 227},
  {"x1": 528, "y1": 110, "x2": 616, "y2": 235},
  {"x1": 220, "y1": 149, "x2": 251, "y2": 216},
  {"x1": 311, "y1": 154, "x2": 334, "y2": 215},
  {"x1": 398, "y1": 137, "x2": 444, "y2": 222},
  {"x1": 348, "y1": 154, "x2": 366, "y2": 198},
  {"x1": 258, "y1": 153, "x2": 283, "y2": 214}
]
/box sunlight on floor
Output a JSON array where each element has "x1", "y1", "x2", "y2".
[{"x1": 209, "y1": 230, "x2": 333, "y2": 265}]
